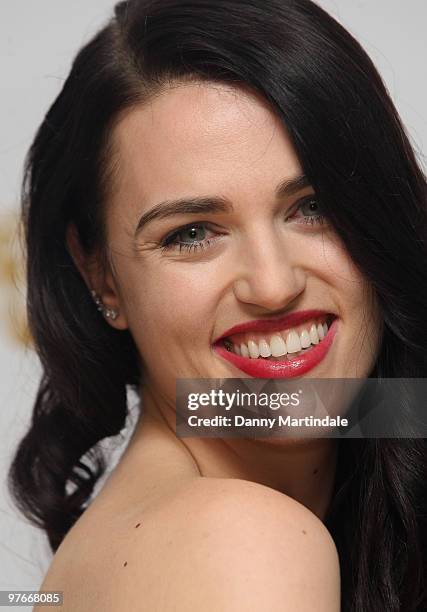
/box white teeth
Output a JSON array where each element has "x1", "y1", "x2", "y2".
[
  {"x1": 248, "y1": 339, "x2": 260, "y2": 359},
  {"x1": 286, "y1": 330, "x2": 302, "y2": 353},
  {"x1": 270, "y1": 336, "x2": 288, "y2": 357},
  {"x1": 240, "y1": 343, "x2": 249, "y2": 358},
  {"x1": 228, "y1": 318, "x2": 333, "y2": 359},
  {"x1": 299, "y1": 329, "x2": 311, "y2": 348},
  {"x1": 270, "y1": 334, "x2": 287, "y2": 357},
  {"x1": 258, "y1": 339, "x2": 271, "y2": 358},
  {"x1": 309, "y1": 324, "x2": 320, "y2": 344}
]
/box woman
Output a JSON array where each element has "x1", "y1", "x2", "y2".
[{"x1": 8, "y1": 0, "x2": 427, "y2": 610}]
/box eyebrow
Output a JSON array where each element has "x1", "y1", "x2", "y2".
[{"x1": 134, "y1": 173, "x2": 311, "y2": 237}]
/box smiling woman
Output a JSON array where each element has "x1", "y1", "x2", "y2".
[{"x1": 7, "y1": 1, "x2": 427, "y2": 611}]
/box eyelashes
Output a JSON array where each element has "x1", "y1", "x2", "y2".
[
  {"x1": 160, "y1": 196, "x2": 327, "y2": 255},
  {"x1": 160, "y1": 224, "x2": 215, "y2": 254}
]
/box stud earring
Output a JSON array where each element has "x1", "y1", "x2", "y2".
[{"x1": 90, "y1": 289, "x2": 119, "y2": 320}]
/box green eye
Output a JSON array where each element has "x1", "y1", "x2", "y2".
[
  {"x1": 161, "y1": 223, "x2": 214, "y2": 254},
  {"x1": 179, "y1": 225, "x2": 206, "y2": 242},
  {"x1": 293, "y1": 197, "x2": 327, "y2": 225},
  {"x1": 301, "y1": 199, "x2": 320, "y2": 215}
]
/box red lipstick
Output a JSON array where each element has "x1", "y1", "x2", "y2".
[
  {"x1": 214, "y1": 310, "x2": 332, "y2": 343},
  {"x1": 213, "y1": 316, "x2": 338, "y2": 379}
]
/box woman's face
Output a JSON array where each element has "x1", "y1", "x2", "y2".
[{"x1": 103, "y1": 82, "x2": 382, "y2": 401}]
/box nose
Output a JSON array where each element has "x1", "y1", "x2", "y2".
[{"x1": 232, "y1": 230, "x2": 306, "y2": 312}]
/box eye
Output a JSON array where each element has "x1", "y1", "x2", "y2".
[
  {"x1": 290, "y1": 196, "x2": 327, "y2": 226},
  {"x1": 176, "y1": 225, "x2": 206, "y2": 242},
  {"x1": 160, "y1": 223, "x2": 218, "y2": 254}
]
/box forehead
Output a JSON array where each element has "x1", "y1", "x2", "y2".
[{"x1": 110, "y1": 82, "x2": 303, "y2": 209}]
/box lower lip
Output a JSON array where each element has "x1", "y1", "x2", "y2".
[{"x1": 213, "y1": 318, "x2": 338, "y2": 378}]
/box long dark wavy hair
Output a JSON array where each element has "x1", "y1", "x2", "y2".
[{"x1": 8, "y1": 0, "x2": 427, "y2": 609}]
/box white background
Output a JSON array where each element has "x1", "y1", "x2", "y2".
[{"x1": 1, "y1": 0, "x2": 426, "y2": 599}]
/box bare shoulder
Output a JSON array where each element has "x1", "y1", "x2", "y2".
[
  {"x1": 110, "y1": 477, "x2": 341, "y2": 611},
  {"x1": 37, "y1": 477, "x2": 340, "y2": 611}
]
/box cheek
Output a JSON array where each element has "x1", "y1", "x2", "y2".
[
  {"x1": 315, "y1": 234, "x2": 368, "y2": 303},
  {"x1": 121, "y1": 262, "x2": 222, "y2": 352},
  {"x1": 313, "y1": 234, "x2": 381, "y2": 336},
  {"x1": 320, "y1": 236, "x2": 382, "y2": 362}
]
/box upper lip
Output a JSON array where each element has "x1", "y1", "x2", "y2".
[{"x1": 214, "y1": 310, "x2": 335, "y2": 343}]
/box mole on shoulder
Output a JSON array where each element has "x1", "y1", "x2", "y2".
[
  {"x1": 123, "y1": 561, "x2": 128, "y2": 567},
  {"x1": 313, "y1": 468, "x2": 318, "y2": 475},
  {"x1": 135, "y1": 522, "x2": 141, "y2": 528},
  {"x1": 302, "y1": 529, "x2": 307, "y2": 535}
]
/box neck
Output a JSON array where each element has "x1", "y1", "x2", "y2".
[{"x1": 128, "y1": 383, "x2": 339, "y2": 522}]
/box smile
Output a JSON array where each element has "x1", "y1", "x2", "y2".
[{"x1": 213, "y1": 314, "x2": 338, "y2": 378}]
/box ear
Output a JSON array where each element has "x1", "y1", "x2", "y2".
[{"x1": 65, "y1": 222, "x2": 129, "y2": 330}]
